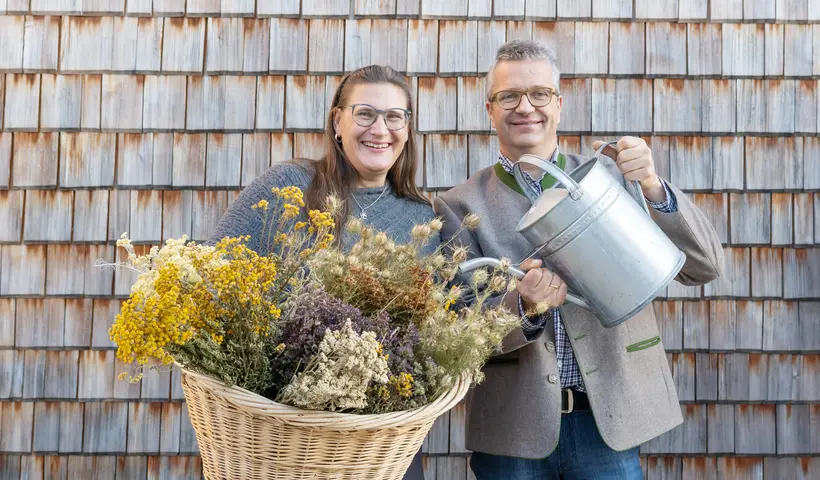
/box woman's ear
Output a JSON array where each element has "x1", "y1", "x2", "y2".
[{"x1": 332, "y1": 109, "x2": 342, "y2": 137}]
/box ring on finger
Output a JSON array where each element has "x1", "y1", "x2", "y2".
[{"x1": 549, "y1": 284, "x2": 560, "y2": 289}]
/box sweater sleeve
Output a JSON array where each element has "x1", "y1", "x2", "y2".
[{"x1": 206, "y1": 162, "x2": 313, "y2": 254}]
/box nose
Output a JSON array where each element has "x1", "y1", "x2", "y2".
[
  {"x1": 369, "y1": 113, "x2": 390, "y2": 135},
  {"x1": 514, "y1": 94, "x2": 536, "y2": 114}
]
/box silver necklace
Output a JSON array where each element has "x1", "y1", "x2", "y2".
[{"x1": 351, "y1": 185, "x2": 388, "y2": 220}]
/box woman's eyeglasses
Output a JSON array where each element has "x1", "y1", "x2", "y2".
[
  {"x1": 488, "y1": 87, "x2": 560, "y2": 110},
  {"x1": 340, "y1": 104, "x2": 412, "y2": 130}
]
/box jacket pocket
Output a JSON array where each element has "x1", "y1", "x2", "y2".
[
  {"x1": 485, "y1": 352, "x2": 520, "y2": 366},
  {"x1": 626, "y1": 335, "x2": 661, "y2": 353}
]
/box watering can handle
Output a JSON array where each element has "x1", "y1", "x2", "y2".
[
  {"x1": 457, "y1": 257, "x2": 593, "y2": 311},
  {"x1": 594, "y1": 141, "x2": 651, "y2": 215},
  {"x1": 512, "y1": 155, "x2": 584, "y2": 205}
]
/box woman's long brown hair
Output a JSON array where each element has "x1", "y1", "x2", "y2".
[{"x1": 303, "y1": 65, "x2": 429, "y2": 234}]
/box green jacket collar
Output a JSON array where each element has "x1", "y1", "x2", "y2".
[{"x1": 494, "y1": 153, "x2": 567, "y2": 197}]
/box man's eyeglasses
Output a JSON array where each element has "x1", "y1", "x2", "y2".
[
  {"x1": 489, "y1": 87, "x2": 560, "y2": 110},
  {"x1": 340, "y1": 104, "x2": 412, "y2": 130}
]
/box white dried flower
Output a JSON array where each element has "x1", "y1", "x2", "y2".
[
  {"x1": 411, "y1": 224, "x2": 432, "y2": 241},
  {"x1": 471, "y1": 269, "x2": 489, "y2": 287},
  {"x1": 346, "y1": 218, "x2": 363, "y2": 234},
  {"x1": 462, "y1": 213, "x2": 480, "y2": 230},
  {"x1": 452, "y1": 246, "x2": 469, "y2": 264},
  {"x1": 374, "y1": 232, "x2": 389, "y2": 246}
]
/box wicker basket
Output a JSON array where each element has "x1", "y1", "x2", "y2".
[{"x1": 179, "y1": 367, "x2": 471, "y2": 480}]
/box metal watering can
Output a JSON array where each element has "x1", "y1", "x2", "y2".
[{"x1": 459, "y1": 142, "x2": 686, "y2": 328}]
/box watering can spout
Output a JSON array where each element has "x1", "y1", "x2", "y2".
[{"x1": 457, "y1": 257, "x2": 593, "y2": 311}]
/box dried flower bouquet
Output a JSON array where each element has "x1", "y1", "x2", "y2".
[{"x1": 107, "y1": 186, "x2": 520, "y2": 415}]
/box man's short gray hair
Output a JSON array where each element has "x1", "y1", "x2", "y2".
[{"x1": 486, "y1": 40, "x2": 561, "y2": 100}]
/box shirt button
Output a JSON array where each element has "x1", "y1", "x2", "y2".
[
  {"x1": 548, "y1": 374, "x2": 558, "y2": 384},
  {"x1": 545, "y1": 341, "x2": 555, "y2": 352},
  {"x1": 557, "y1": 361, "x2": 563, "y2": 368}
]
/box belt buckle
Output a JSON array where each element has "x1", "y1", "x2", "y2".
[{"x1": 562, "y1": 388, "x2": 574, "y2": 414}]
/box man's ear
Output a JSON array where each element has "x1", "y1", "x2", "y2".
[{"x1": 486, "y1": 101, "x2": 495, "y2": 129}]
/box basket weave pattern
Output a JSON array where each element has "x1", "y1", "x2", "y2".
[{"x1": 180, "y1": 368, "x2": 471, "y2": 479}]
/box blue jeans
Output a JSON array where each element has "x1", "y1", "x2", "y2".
[{"x1": 469, "y1": 411, "x2": 642, "y2": 480}]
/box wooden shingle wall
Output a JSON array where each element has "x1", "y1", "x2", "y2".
[{"x1": 1, "y1": 1, "x2": 819, "y2": 479}]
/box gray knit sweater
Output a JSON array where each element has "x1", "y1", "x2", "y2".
[{"x1": 208, "y1": 160, "x2": 439, "y2": 255}]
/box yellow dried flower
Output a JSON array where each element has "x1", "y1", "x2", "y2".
[{"x1": 252, "y1": 199, "x2": 269, "y2": 210}]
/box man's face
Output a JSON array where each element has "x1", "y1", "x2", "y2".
[{"x1": 486, "y1": 60, "x2": 562, "y2": 158}]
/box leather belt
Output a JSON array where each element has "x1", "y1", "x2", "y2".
[{"x1": 562, "y1": 388, "x2": 590, "y2": 414}]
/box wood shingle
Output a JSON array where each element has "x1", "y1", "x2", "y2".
[
  {"x1": 205, "y1": 133, "x2": 242, "y2": 187},
  {"x1": 40, "y1": 74, "x2": 82, "y2": 131},
  {"x1": 59, "y1": 133, "x2": 116, "y2": 187},
  {"x1": 269, "y1": 19, "x2": 308, "y2": 73},
  {"x1": 608, "y1": 22, "x2": 644, "y2": 76},
  {"x1": 241, "y1": 133, "x2": 271, "y2": 187},
  {"x1": 688, "y1": 24, "x2": 722, "y2": 77},
  {"x1": 764, "y1": 24, "x2": 784, "y2": 77},
  {"x1": 81, "y1": 74, "x2": 102, "y2": 130},
  {"x1": 0, "y1": 133, "x2": 8, "y2": 188},
  {"x1": 101, "y1": 74, "x2": 144, "y2": 131},
  {"x1": 655, "y1": 80, "x2": 702, "y2": 134},
  {"x1": 83, "y1": 401, "x2": 128, "y2": 453},
  {"x1": 722, "y1": 24, "x2": 765, "y2": 77},
  {"x1": 4, "y1": 74, "x2": 40, "y2": 131},
  {"x1": 0, "y1": 190, "x2": 23, "y2": 243},
  {"x1": 574, "y1": 22, "x2": 608, "y2": 75},
  {"x1": 751, "y1": 248, "x2": 783, "y2": 298},
  {"x1": 59, "y1": 17, "x2": 114, "y2": 73},
  {"x1": 308, "y1": 19, "x2": 345, "y2": 74},
  {"x1": 746, "y1": 137, "x2": 802, "y2": 191},
  {"x1": 0, "y1": 16, "x2": 25, "y2": 72},
  {"x1": 784, "y1": 248, "x2": 820, "y2": 299},
  {"x1": 439, "y1": 21, "x2": 478, "y2": 75},
  {"x1": 406, "y1": 19, "x2": 438, "y2": 75},
  {"x1": 22, "y1": 15, "x2": 60, "y2": 72},
  {"x1": 171, "y1": 134, "x2": 207, "y2": 187},
  {"x1": 646, "y1": 23, "x2": 687, "y2": 76},
  {"x1": 703, "y1": 247, "x2": 750, "y2": 298},
  {"x1": 533, "y1": 22, "x2": 575, "y2": 74},
  {"x1": 0, "y1": 245, "x2": 46, "y2": 296},
  {"x1": 417, "y1": 77, "x2": 457, "y2": 133},
  {"x1": 795, "y1": 80, "x2": 818, "y2": 135},
  {"x1": 670, "y1": 136, "x2": 712, "y2": 191},
  {"x1": 711, "y1": 136, "x2": 743, "y2": 191},
  {"x1": 142, "y1": 75, "x2": 186, "y2": 131},
  {"x1": 186, "y1": 75, "x2": 256, "y2": 131},
  {"x1": 425, "y1": 135, "x2": 467, "y2": 189},
  {"x1": 369, "y1": 19, "x2": 408, "y2": 72},
  {"x1": 591, "y1": 79, "x2": 652, "y2": 134},
  {"x1": 64, "y1": 298, "x2": 93, "y2": 348},
  {"x1": 730, "y1": 193, "x2": 771, "y2": 245},
  {"x1": 161, "y1": 18, "x2": 205, "y2": 74}
]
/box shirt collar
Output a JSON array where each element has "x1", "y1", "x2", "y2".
[{"x1": 497, "y1": 147, "x2": 560, "y2": 181}]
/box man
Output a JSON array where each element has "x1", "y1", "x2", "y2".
[{"x1": 433, "y1": 40, "x2": 724, "y2": 479}]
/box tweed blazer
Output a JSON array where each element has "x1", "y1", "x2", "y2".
[{"x1": 433, "y1": 153, "x2": 724, "y2": 459}]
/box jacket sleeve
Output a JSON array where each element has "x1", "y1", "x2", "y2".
[
  {"x1": 433, "y1": 196, "x2": 539, "y2": 354},
  {"x1": 644, "y1": 181, "x2": 726, "y2": 286}
]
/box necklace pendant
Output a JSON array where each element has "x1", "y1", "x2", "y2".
[{"x1": 360, "y1": 211, "x2": 368, "y2": 220}]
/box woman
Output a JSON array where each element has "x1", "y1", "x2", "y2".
[{"x1": 209, "y1": 65, "x2": 432, "y2": 479}]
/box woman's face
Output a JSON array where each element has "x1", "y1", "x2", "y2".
[{"x1": 333, "y1": 83, "x2": 411, "y2": 187}]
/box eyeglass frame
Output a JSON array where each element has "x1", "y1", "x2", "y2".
[
  {"x1": 488, "y1": 86, "x2": 561, "y2": 110},
  {"x1": 337, "y1": 103, "x2": 413, "y2": 131}
]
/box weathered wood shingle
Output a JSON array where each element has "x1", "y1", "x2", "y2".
[
  {"x1": 784, "y1": 248, "x2": 820, "y2": 299},
  {"x1": 439, "y1": 21, "x2": 478, "y2": 75},
  {"x1": 406, "y1": 19, "x2": 438, "y2": 75},
  {"x1": 751, "y1": 248, "x2": 783, "y2": 298},
  {"x1": 101, "y1": 74, "x2": 144, "y2": 131},
  {"x1": 0, "y1": 190, "x2": 23, "y2": 243},
  {"x1": 1, "y1": 245, "x2": 46, "y2": 296},
  {"x1": 4, "y1": 74, "x2": 40, "y2": 131},
  {"x1": 10, "y1": 134, "x2": 58, "y2": 187},
  {"x1": 591, "y1": 79, "x2": 652, "y2": 133},
  {"x1": 646, "y1": 23, "x2": 687, "y2": 76},
  {"x1": 722, "y1": 24, "x2": 765, "y2": 77},
  {"x1": 22, "y1": 15, "x2": 59, "y2": 72},
  {"x1": 670, "y1": 137, "x2": 712, "y2": 190},
  {"x1": 0, "y1": 16, "x2": 25, "y2": 72},
  {"x1": 186, "y1": 75, "x2": 256, "y2": 131},
  {"x1": 608, "y1": 22, "x2": 644, "y2": 76},
  {"x1": 418, "y1": 77, "x2": 457, "y2": 132},
  {"x1": 745, "y1": 137, "x2": 802, "y2": 191},
  {"x1": 688, "y1": 24, "x2": 722, "y2": 77},
  {"x1": 59, "y1": 133, "x2": 116, "y2": 187}
]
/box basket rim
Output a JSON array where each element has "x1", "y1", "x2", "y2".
[{"x1": 177, "y1": 363, "x2": 472, "y2": 430}]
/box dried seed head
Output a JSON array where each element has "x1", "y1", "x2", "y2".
[
  {"x1": 452, "y1": 246, "x2": 469, "y2": 264},
  {"x1": 462, "y1": 213, "x2": 480, "y2": 230},
  {"x1": 429, "y1": 218, "x2": 444, "y2": 231}
]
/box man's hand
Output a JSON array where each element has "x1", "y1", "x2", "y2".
[
  {"x1": 517, "y1": 259, "x2": 568, "y2": 313},
  {"x1": 592, "y1": 137, "x2": 666, "y2": 202}
]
